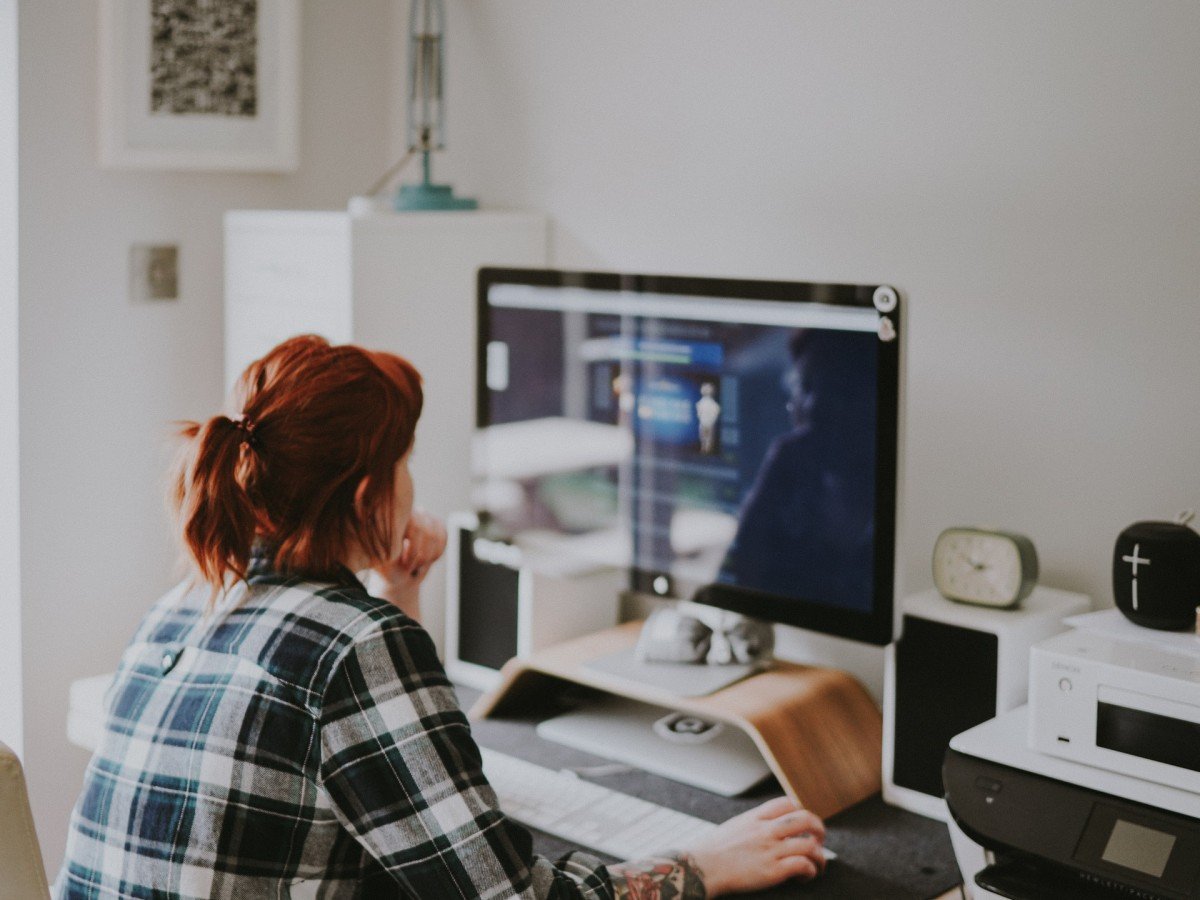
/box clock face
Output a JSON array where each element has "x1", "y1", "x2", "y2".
[{"x1": 933, "y1": 528, "x2": 1034, "y2": 608}]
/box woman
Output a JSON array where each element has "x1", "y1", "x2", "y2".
[{"x1": 55, "y1": 335, "x2": 827, "y2": 899}]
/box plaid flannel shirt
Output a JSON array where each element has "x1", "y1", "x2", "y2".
[{"x1": 55, "y1": 559, "x2": 619, "y2": 899}]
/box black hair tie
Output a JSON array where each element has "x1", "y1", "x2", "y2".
[{"x1": 231, "y1": 415, "x2": 259, "y2": 450}]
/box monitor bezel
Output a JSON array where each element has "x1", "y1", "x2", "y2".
[{"x1": 476, "y1": 266, "x2": 901, "y2": 646}]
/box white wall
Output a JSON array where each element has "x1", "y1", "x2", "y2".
[
  {"x1": 440, "y1": 1, "x2": 1200, "y2": 690},
  {"x1": 0, "y1": 0, "x2": 20, "y2": 757},
  {"x1": 18, "y1": 0, "x2": 400, "y2": 872}
]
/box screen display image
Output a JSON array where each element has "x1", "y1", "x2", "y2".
[
  {"x1": 475, "y1": 270, "x2": 901, "y2": 644},
  {"x1": 1101, "y1": 819, "x2": 1177, "y2": 879}
]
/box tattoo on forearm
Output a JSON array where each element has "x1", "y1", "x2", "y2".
[{"x1": 610, "y1": 851, "x2": 707, "y2": 899}]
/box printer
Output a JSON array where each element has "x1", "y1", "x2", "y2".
[
  {"x1": 945, "y1": 706, "x2": 1199, "y2": 899},
  {"x1": 944, "y1": 611, "x2": 1200, "y2": 899}
]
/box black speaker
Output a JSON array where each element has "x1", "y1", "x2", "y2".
[
  {"x1": 892, "y1": 616, "x2": 997, "y2": 799},
  {"x1": 444, "y1": 512, "x2": 623, "y2": 690},
  {"x1": 1113, "y1": 519, "x2": 1200, "y2": 631},
  {"x1": 883, "y1": 587, "x2": 1089, "y2": 820},
  {"x1": 455, "y1": 529, "x2": 522, "y2": 673}
]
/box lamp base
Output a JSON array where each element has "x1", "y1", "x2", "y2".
[{"x1": 393, "y1": 182, "x2": 478, "y2": 211}]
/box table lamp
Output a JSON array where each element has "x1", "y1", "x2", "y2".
[{"x1": 394, "y1": 0, "x2": 477, "y2": 211}]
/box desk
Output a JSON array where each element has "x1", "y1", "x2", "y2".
[{"x1": 67, "y1": 674, "x2": 961, "y2": 899}]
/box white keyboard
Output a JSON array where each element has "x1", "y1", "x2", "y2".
[{"x1": 481, "y1": 747, "x2": 718, "y2": 860}]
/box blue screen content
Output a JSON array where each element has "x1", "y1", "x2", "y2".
[{"x1": 481, "y1": 285, "x2": 882, "y2": 614}]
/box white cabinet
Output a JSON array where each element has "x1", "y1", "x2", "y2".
[
  {"x1": 224, "y1": 209, "x2": 549, "y2": 646},
  {"x1": 225, "y1": 211, "x2": 355, "y2": 389}
]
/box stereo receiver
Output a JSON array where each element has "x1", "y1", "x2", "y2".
[{"x1": 1029, "y1": 629, "x2": 1200, "y2": 794}]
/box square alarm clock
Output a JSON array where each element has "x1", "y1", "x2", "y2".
[{"x1": 932, "y1": 527, "x2": 1038, "y2": 609}]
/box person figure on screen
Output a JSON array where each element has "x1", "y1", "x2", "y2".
[
  {"x1": 695, "y1": 380, "x2": 722, "y2": 454},
  {"x1": 55, "y1": 334, "x2": 828, "y2": 900},
  {"x1": 719, "y1": 328, "x2": 878, "y2": 610},
  {"x1": 612, "y1": 370, "x2": 636, "y2": 427}
]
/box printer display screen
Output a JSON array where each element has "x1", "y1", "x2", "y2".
[
  {"x1": 1101, "y1": 819, "x2": 1177, "y2": 879},
  {"x1": 1073, "y1": 800, "x2": 1197, "y2": 893}
]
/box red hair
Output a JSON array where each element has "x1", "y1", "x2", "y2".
[{"x1": 170, "y1": 335, "x2": 423, "y2": 593}]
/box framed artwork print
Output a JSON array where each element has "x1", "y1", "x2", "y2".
[{"x1": 99, "y1": 0, "x2": 300, "y2": 171}]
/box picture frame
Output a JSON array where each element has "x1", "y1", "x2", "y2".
[{"x1": 98, "y1": 0, "x2": 300, "y2": 172}]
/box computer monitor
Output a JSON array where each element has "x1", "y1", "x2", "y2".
[{"x1": 474, "y1": 268, "x2": 902, "y2": 647}]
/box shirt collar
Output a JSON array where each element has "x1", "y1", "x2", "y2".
[{"x1": 246, "y1": 541, "x2": 365, "y2": 590}]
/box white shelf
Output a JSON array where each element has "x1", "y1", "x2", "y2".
[{"x1": 1065, "y1": 607, "x2": 1200, "y2": 659}]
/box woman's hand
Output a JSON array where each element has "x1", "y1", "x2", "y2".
[
  {"x1": 372, "y1": 509, "x2": 447, "y2": 621},
  {"x1": 689, "y1": 796, "x2": 826, "y2": 896}
]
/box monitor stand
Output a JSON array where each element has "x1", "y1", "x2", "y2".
[{"x1": 469, "y1": 620, "x2": 883, "y2": 819}]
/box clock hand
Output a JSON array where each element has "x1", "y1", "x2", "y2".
[
  {"x1": 955, "y1": 551, "x2": 1011, "y2": 597},
  {"x1": 954, "y1": 550, "x2": 986, "y2": 571}
]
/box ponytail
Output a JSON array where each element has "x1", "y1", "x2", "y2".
[{"x1": 171, "y1": 416, "x2": 262, "y2": 594}]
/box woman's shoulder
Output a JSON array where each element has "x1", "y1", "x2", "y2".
[
  {"x1": 264, "y1": 577, "x2": 447, "y2": 709},
  {"x1": 297, "y1": 576, "x2": 420, "y2": 641},
  {"x1": 244, "y1": 571, "x2": 422, "y2": 653},
  {"x1": 130, "y1": 578, "x2": 207, "y2": 645}
]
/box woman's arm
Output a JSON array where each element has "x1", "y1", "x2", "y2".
[
  {"x1": 369, "y1": 508, "x2": 447, "y2": 623},
  {"x1": 608, "y1": 854, "x2": 707, "y2": 898}
]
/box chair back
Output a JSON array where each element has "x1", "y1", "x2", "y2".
[{"x1": 0, "y1": 741, "x2": 51, "y2": 900}]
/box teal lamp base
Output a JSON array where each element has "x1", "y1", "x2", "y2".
[{"x1": 393, "y1": 182, "x2": 478, "y2": 211}]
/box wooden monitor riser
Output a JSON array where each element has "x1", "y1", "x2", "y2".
[{"x1": 469, "y1": 621, "x2": 883, "y2": 820}]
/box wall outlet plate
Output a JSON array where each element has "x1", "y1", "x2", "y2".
[{"x1": 130, "y1": 244, "x2": 178, "y2": 301}]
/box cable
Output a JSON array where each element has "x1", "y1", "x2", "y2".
[{"x1": 362, "y1": 148, "x2": 417, "y2": 199}]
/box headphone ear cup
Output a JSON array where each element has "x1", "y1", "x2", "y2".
[{"x1": 1113, "y1": 521, "x2": 1200, "y2": 631}]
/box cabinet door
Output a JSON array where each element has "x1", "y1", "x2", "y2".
[{"x1": 224, "y1": 212, "x2": 352, "y2": 392}]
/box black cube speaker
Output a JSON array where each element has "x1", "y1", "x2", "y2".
[
  {"x1": 1113, "y1": 519, "x2": 1200, "y2": 631},
  {"x1": 444, "y1": 512, "x2": 623, "y2": 691},
  {"x1": 883, "y1": 587, "x2": 1089, "y2": 820}
]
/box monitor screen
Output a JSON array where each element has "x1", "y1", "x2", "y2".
[{"x1": 475, "y1": 268, "x2": 901, "y2": 645}]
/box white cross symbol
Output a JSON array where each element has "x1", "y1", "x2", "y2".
[
  {"x1": 1122, "y1": 543, "x2": 1150, "y2": 610},
  {"x1": 1123, "y1": 544, "x2": 1150, "y2": 576}
]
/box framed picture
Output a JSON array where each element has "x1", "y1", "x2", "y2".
[{"x1": 99, "y1": 0, "x2": 300, "y2": 171}]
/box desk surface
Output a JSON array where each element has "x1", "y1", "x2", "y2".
[{"x1": 459, "y1": 685, "x2": 961, "y2": 900}]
